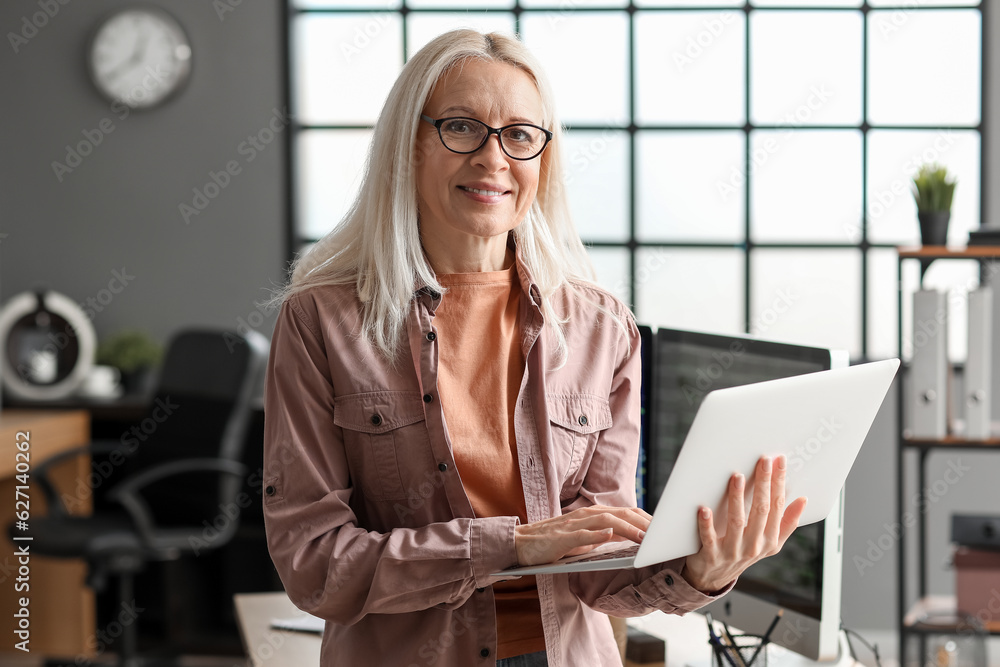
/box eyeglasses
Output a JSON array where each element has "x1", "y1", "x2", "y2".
[{"x1": 421, "y1": 115, "x2": 553, "y2": 161}]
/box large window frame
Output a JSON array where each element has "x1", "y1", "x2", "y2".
[{"x1": 283, "y1": 1, "x2": 986, "y2": 362}]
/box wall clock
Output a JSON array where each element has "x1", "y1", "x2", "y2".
[{"x1": 88, "y1": 6, "x2": 192, "y2": 109}]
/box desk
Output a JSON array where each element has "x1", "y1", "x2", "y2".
[
  {"x1": 0, "y1": 409, "x2": 95, "y2": 659},
  {"x1": 235, "y1": 591, "x2": 867, "y2": 667},
  {"x1": 234, "y1": 592, "x2": 321, "y2": 667}
]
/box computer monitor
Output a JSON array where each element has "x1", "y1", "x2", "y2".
[
  {"x1": 645, "y1": 327, "x2": 850, "y2": 661},
  {"x1": 636, "y1": 324, "x2": 654, "y2": 510}
]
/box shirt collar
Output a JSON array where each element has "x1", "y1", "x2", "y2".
[{"x1": 412, "y1": 232, "x2": 542, "y2": 309}]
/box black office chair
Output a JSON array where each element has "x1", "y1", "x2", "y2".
[{"x1": 11, "y1": 328, "x2": 269, "y2": 667}]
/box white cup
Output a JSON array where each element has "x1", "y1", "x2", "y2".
[
  {"x1": 78, "y1": 364, "x2": 122, "y2": 398},
  {"x1": 27, "y1": 349, "x2": 58, "y2": 383}
]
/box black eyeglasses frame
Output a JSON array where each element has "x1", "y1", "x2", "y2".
[{"x1": 420, "y1": 114, "x2": 553, "y2": 161}]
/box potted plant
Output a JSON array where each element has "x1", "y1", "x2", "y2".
[
  {"x1": 912, "y1": 163, "x2": 957, "y2": 281},
  {"x1": 96, "y1": 329, "x2": 163, "y2": 395},
  {"x1": 912, "y1": 163, "x2": 957, "y2": 245}
]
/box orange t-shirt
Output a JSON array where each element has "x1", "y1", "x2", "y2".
[{"x1": 433, "y1": 261, "x2": 545, "y2": 659}]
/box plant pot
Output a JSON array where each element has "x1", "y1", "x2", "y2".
[
  {"x1": 120, "y1": 366, "x2": 156, "y2": 396},
  {"x1": 918, "y1": 210, "x2": 951, "y2": 246},
  {"x1": 918, "y1": 210, "x2": 951, "y2": 284}
]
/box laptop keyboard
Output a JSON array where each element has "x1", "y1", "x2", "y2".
[{"x1": 569, "y1": 543, "x2": 640, "y2": 563}]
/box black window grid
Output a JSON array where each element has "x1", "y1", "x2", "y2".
[{"x1": 282, "y1": 1, "x2": 986, "y2": 362}]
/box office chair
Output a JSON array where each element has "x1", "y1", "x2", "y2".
[{"x1": 11, "y1": 327, "x2": 269, "y2": 667}]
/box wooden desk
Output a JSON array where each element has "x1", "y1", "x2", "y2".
[
  {"x1": 0, "y1": 409, "x2": 95, "y2": 659},
  {"x1": 234, "y1": 592, "x2": 321, "y2": 667}
]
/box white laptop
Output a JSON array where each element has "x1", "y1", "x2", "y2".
[{"x1": 494, "y1": 358, "x2": 899, "y2": 576}]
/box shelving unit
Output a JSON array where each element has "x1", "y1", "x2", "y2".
[{"x1": 896, "y1": 246, "x2": 1000, "y2": 667}]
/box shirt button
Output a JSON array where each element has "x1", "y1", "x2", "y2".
[
  {"x1": 476, "y1": 587, "x2": 485, "y2": 593},
  {"x1": 578, "y1": 415, "x2": 588, "y2": 426},
  {"x1": 438, "y1": 463, "x2": 448, "y2": 472},
  {"x1": 665, "y1": 574, "x2": 674, "y2": 586},
  {"x1": 265, "y1": 485, "x2": 275, "y2": 496},
  {"x1": 426, "y1": 331, "x2": 436, "y2": 341},
  {"x1": 480, "y1": 648, "x2": 490, "y2": 658},
  {"x1": 370, "y1": 414, "x2": 382, "y2": 426},
  {"x1": 423, "y1": 393, "x2": 433, "y2": 403}
]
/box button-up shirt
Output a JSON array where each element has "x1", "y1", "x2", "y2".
[{"x1": 262, "y1": 247, "x2": 732, "y2": 666}]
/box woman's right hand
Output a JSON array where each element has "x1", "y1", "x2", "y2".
[{"x1": 513, "y1": 505, "x2": 651, "y2": 566}]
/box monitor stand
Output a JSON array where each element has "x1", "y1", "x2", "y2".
[{"x1": 627, "y1": 612, "x2": 861, "y2": 667}]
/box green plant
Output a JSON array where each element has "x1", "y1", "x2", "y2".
[
  {"x1": 96, "y1": 329, "x2": 163, "y2": 373},
  {"x1": 911, "y1": 163, "x2": 957, "y2": 213}
]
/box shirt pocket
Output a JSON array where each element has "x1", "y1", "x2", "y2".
[
  {"x1": 546, "y1": 393, "x2": 613, "y2": 496},
  {"x1": 333, "y1": 391, "x2": 428, "y2": 502}
]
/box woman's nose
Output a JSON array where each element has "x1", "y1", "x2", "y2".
[{"x1": 471, "y1": 133, "x2": 509, "y2": 171}]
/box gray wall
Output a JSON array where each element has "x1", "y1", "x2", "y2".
[
  {"x1": 0, "y1": 0, "x2": 287, "y2": 350},
  {"x1": 2, "y1": 0, "x2": 998, "y2": 644}
]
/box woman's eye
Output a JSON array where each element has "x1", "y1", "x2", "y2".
[
  {"x1": 444, "y1": 120, "x2": 473, "y2": 134},
  {"x1": 506, "y1": 128, "x2": 532, "y2": 143}
]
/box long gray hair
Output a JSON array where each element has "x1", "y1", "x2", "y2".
[{"x1": 267, "y1": 29, "x2": 611, "y2": 366}]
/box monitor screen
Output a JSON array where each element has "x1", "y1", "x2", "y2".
[{"x1": 645, "y1": 328, "x2": 845, "y2": 656}]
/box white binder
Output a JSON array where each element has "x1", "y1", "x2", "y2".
[
  {"x1": 965, "y1": 286, "x2": 993, "y2": 439},
  {"x1": 910, "y1": 289, "x2": 949, "y2": 439}
]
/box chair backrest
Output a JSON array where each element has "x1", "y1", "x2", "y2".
[{"x1": 121, "y1": 328, "x2": 269, "y2": 529}]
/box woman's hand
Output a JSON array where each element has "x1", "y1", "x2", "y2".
[
  {"x1": 682, "y1": 454, "x2": 808, "y2": 594},
  {"x1": 514, "y1": 505, "x2": 651, "y2": 566}
]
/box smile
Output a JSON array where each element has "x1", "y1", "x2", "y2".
[{"x1": 459, "y1": 186, "x2": 508, "y2": 196}]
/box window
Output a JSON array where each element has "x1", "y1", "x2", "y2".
[{"x1": 287, "y1": 1, "x2": 983, "y2": 362}]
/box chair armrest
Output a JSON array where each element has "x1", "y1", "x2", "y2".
[
  {"x1": 35, "y1": 440, "x2": 136, "y2": 517},
  {"x1": 106, "y1": 458, "x2": 248, "y2": 554}
]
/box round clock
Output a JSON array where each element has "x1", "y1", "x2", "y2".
[{"x1": 87, "y1": 6, "x2": 192, "y2": 110}]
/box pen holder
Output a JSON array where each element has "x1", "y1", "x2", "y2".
[{"x1": 710, "y1": 633, "x2": 768, "y2": 667}]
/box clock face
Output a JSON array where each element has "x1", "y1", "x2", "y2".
[{"x1": 88, "y1": 7, "x2": 192, "y2": 109}]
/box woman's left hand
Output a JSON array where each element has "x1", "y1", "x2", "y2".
[{"x1": 682, "y1": 454, "x2": 808, "y2": 595}]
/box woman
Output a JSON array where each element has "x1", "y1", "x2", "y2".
[{"x1": 262, "y1": 29, "x2": 807, "y2": 667}]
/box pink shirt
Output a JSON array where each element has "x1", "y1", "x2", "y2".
[{"x1": 262, "y1": 245, "x2": 733, "y2": 666}]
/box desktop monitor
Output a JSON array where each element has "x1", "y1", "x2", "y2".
[
  {"x1": 645, "y1": 327, "x2": 850, "y2": 661},
  {"x1": 636, "y1": 324, "x2": 654, "y2": 510}
]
